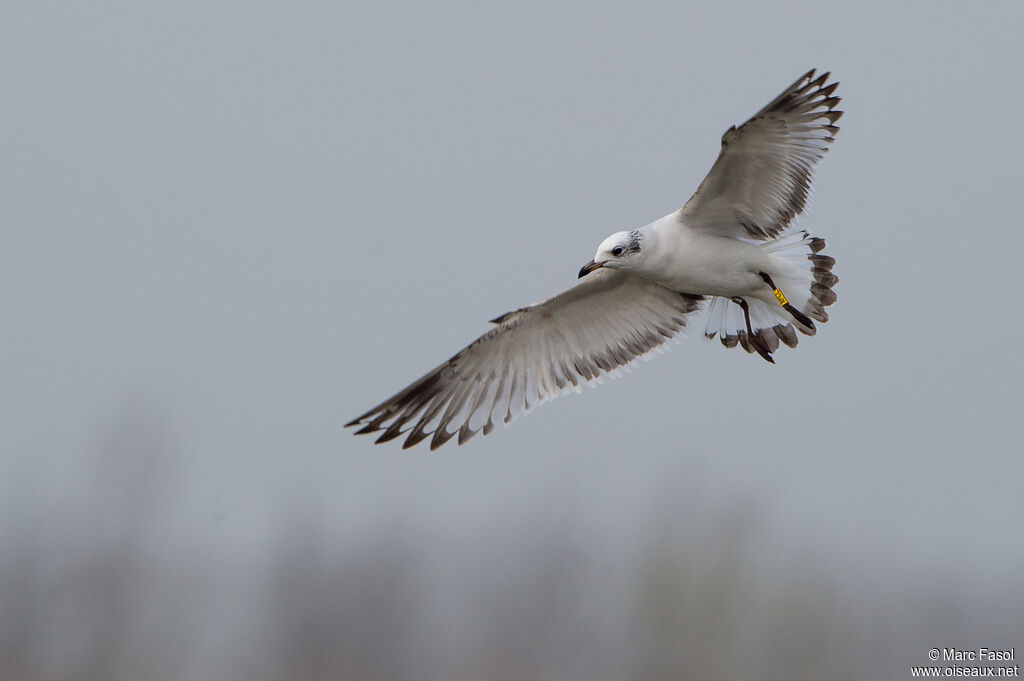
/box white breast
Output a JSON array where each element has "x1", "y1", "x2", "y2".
[{"x1": 642, "y1": 215, "x2": 773, "y2": 298}]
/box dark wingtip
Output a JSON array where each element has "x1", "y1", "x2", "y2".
[
  {"x1": 403, "y1": 427, "x2": 430, "y2": 449},
  {"x1": 374, "y1": 424, "x2": 405, "y2": 444},
  {"x1": 458, "y1": 425, "x2": 479, "y2": 446},
  {"x1": 429, "y1": 427, "x2": 456, "y2": 451},
  {"x1": 819, "y1": 82, "x2": 839, "y2": 98}
]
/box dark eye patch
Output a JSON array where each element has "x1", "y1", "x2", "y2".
[{"x1": 611, "y1": 246, "x2": 623, "y2": 256}]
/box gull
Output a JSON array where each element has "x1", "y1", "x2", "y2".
[{"x1": 347, "y1": 69, "x2": 842, "y2": 450}]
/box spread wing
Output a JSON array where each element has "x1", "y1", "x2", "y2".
[
  {"x1": 678, "y1": 69, "x2": 843, "y2": 241},
  {"x1": 346, "y1": 270, "x2": 704, "y2": 450}
]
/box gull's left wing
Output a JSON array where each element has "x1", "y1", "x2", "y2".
[
  {"x1": 346, "y1": 270, "x2": 704, "y2": 450},
  {"x1": 678, "y1": 69, "x2": 843, "y2": 241}
]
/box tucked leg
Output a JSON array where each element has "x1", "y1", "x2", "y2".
[
  {"x1": 730, "y1": 296, "x2": 775, "y2": 364},
  {"x1": 758, "y1": 271, "x2": 815, "y2": 330}
]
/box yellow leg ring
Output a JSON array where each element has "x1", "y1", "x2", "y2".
[{"x1": 773, "y1": 288, "x2": 789, "y2": 306}]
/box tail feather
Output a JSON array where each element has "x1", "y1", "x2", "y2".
[{"x1": 704, "y1": 230, "x2": 837, "y2": 355}]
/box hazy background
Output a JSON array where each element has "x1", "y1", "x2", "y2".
[{"x1": 3, "y1": 1, "x2": 1022, "y2": 679}]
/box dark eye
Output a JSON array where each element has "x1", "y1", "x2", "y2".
[{"x1": 611, "y1": 246, "x2": 623, "y2": 257}]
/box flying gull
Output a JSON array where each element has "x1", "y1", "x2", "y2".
[{"x1": 348, "y1": 69, "x2": 841, "y2": 450}]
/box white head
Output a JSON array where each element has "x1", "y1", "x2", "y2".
[{"x1": 578, "y1": 229, "x2": 645, "y2": 278}]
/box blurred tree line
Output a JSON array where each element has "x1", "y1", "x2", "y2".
[{"x1": 2, "y1": 412, "x2": 1020, "y2": 681}]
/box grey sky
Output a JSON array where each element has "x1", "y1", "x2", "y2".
[{"x1": 2, "y1": 1, "x2": 1023, "y2": 675}]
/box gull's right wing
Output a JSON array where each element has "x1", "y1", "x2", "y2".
[{"x1": 346, "y1": 270, "x2": 704, "y2": 450}]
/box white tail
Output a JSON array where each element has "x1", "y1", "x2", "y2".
[{"x1": 704, "y1": 230, "x2": 837, "y2": 355}]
